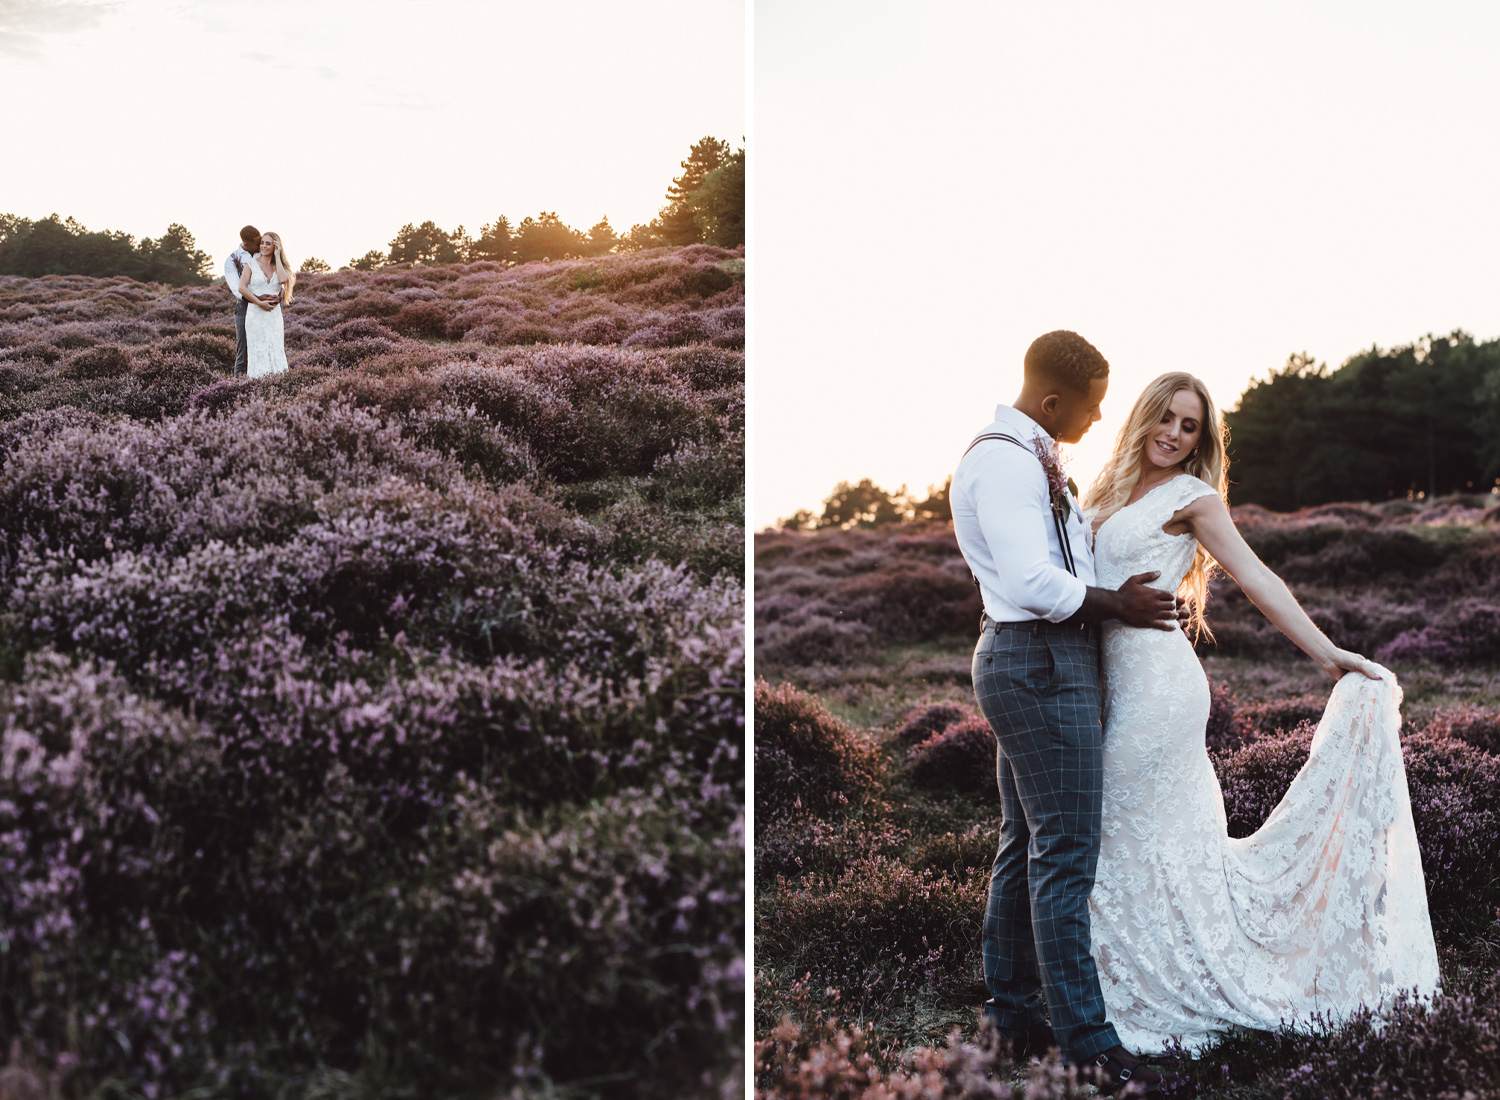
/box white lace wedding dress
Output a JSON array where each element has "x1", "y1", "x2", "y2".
[
  {"x1": 1088, "y1": 473, "x2": 1440, "y2": 1053},
  {"x1": 244, "y1": 259, "x2": 289, "y2": 378}
]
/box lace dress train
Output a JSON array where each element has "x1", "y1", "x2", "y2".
[{"x1": 1087, "y1": 474, "x2": 1440, "y2": 1053}]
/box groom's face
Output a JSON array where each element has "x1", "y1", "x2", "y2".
[{"x1": 1050, "y1": 376, "x2": 1109, "y2": 444}]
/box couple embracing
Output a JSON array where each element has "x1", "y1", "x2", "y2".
[
  {"x1": 952, "y1": 330, "x2": 1440, "y2": 1094},
  {"x1": 223, "y1": 224, "x2": 296, "y2": 379}
]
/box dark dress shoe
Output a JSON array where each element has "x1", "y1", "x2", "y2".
[
  {"x1": 991, "y1": 1021, "x2": 1056, "y2": 1060},
  {"x1": 1090, "y1": 1045, "x2": 1163, "y2": 1096}
]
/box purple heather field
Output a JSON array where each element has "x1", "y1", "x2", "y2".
[
  {"x1": 0, "y1": 246, "x2": 744, "y2": 1099},
  {"x1": 754, "y1": 499, "x2": 1500, "y2": 1099}
]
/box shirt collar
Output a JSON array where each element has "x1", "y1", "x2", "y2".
[{"x1": 993, "y1": 403, "x2": 1052, "y2": 443}]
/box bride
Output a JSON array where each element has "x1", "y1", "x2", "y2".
[
  {"x1": 236, "y1": 230, "x2": 295, "y2": 377},
  {"x1": 1081, "y1": 371, "x2": 1440, "y2": 1054}
]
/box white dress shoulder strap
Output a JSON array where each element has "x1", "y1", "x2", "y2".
[{"x1": 1171, "y1": 474, "x2": 1219, "y2": 510}]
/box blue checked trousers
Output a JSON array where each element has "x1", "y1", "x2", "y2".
[{"x1": 972, "y1": 617, "x2": 1120, "y2": 1063}]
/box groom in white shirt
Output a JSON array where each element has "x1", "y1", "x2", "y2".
[
  {"x1": 223, "y1": 225, "x2": 260, "y2": 379},
  {"x1": 951, "y1": 330, "x2": 1177, "y2": 1096}
]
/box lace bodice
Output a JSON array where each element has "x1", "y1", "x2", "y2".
[
  {"x1": 247, "y1": 259, "x2": 281, "y2": 299},
  {"x1": 1090, "y1": 474, "x2": 1216, "y2": 593}
]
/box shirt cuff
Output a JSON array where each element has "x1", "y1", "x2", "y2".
[{"x1": 1043, "y1": 574, "x2": 1088, "y2": 623}]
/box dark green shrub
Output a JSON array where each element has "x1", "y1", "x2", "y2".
[
  {"x1": 907, "y1": 717, "x2": 996, "y2": 795},
  {"x1": 754, "y1": 680, "x2": 882, "y2": 821}
]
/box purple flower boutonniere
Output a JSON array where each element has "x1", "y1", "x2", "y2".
[{"x1": 1032, "y1": 430, "x2": 1078, "y2": 523}]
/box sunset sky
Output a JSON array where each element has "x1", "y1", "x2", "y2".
[
  {"x1": 4, "y1": 0, "x2": 744, "y2": 270},
  {"x1": 755, "y1": 2, "x2": 1500, "y2": 530}
]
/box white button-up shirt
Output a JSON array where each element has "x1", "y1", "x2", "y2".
[
  {"x1": 951, "y1": 404, "x2": 1095, "y2": 624},
  {"x1": 223, "y1": 246, "x2": 254, "y2": 300}
]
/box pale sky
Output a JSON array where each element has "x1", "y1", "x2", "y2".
[
  {"x1": 754, "y1": 2, "x2": 1500, "y2": 529},
  {"x1": 3, "y1": 0, "x2": 744, "y2": 269}
]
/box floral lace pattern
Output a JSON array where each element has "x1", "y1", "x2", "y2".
[{"x1": 1087, "y1": 474, "x2": 1440, "y2": 1052}]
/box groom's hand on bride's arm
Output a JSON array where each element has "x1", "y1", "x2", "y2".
[{"x1": 1069, "y1": 573, "x2": 1178, "y2": 631}]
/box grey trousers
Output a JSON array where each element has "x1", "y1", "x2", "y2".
[
  {"x1": 233, "y1": 296, "x2": 249, "y2": 378},
  {"x1": 972, "y1": 617, "x2": 1119, "y2": 1063}
]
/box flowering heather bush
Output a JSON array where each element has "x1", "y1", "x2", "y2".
[
  {"x1": 399, "y1": 399, "x2": 540, "y2": 486},
  {"x1": 755, "y1": 978, "x2": 1103, "y2": 1100},
  {"x1": 0, "y1": 248, "x2": 744, "y2": 1098},
  {"x1": 755, "y1": 812, "x2": 911, "y2": 887},
  {"x1": 387, "y1": 298, "x2": 452, "y2": 338},
  {"x1": 896, "y1": 701, "x2": 974, "y2": 745},
  {"x1": 907, "y1": 717, "x2": 997, "y2": 795},
  {"x1": 1203, "y1": 680, "x2": 1249, "y2": 752},
  {"x1": 756, "y1": 617, "x2": 878, "y2": 668},
  {"x1": 1400, "y1": 733, "x2": 1500, "y2": 932},
  {"x1": 759, "y1": 858, "x2": 984, "y2": 1019},
  {"x1": 1232, "y1": 692, "x2": 1327, "y2": 740},
  {"x1": 652, "y1": 431, "x2": 745, "y2": 509},
  {"x1": 62, "y1": 341, "x2": 132, "y2": 379},
  {"x1": 1423, "y1": 703, "x2": 1500, "y2": 754},
  {"x1": 754, "y1": 525, "x2": 983, "y2": 669},
  {"x1": 910, "y1": 824, "x2": 996, "y2": 877},
  {"x1": 1211, "y1": 721, "x2": 1322, "y2": 839},
  {"x1": 661, "y1": 345, "x2": 746, "y2": 391},
  {"x1": 154, "y1": 327, "x2": 237, "y2": 370},
  {"x1": 754, "y1": 681, "x2": 883, "y2": 821},
  {"x1": 1378, "y1": 600, "x2": 1500, "y2": 666},
  {"x1": 1152, "y1": 978, "x2": 1500, "y2": 1100}
]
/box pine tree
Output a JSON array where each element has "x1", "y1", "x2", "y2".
[
  {"x1": 472, "y1": 215, "x2": 515, "y2": 263},
  {"x1": 689, "y1": 146, "x2": 745, "y2": 248},
  {"x1": 658, "y1": 137, "x2": 730, "y2": 245},
  {"x1": 585, "y1": 217, "x2": 618, "y2": 256}
]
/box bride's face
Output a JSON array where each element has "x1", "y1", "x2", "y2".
[
  {"x1": 260, "y1": 236, "x2": 276, "y2": 257},
  {"x1": 1143, "y1": 388, "x2": 1204, "y2": 470}
]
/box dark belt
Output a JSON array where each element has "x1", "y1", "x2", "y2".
[{"x1": 981, "y1": 614, "x2": 1096, "y2": 638}]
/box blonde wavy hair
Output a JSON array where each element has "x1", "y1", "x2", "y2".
[
  {"x1": 261, "y1": 231, "x2": 296, "y2": 304},
  {"x1": 1082, "y1": 371, "x2": 1230, "y2": 640}
]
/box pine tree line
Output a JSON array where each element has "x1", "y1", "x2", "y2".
[
  {"x1": 0, "y1": 215, "x2": 214, "y2": 286},
  {"x1": 342, "y1": 135, "x2": 744, "y2": 271}
]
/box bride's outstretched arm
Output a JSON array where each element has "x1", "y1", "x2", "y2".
[{"x1": 1179, "y1": 493, "x2": 1382, "y2": 680}]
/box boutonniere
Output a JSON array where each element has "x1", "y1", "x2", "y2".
[
  {"x1": 1032, "y1": 430, "x2": 1076, "y2": 523},
  {"x1": 232, "y1": 252, "x2": 244, "y2": 275}
]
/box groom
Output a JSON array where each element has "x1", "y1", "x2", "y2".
[
  {"x1": 223, "y1": 225, "x2": 260, "y2": 379},
  {"x1": 951, "y1": 330, "x2": 1177, "y2": 1096}
]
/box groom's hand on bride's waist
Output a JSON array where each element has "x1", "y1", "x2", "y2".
[{"x1": 1069, "y1": 572, "x2": 1179, "y2": 631}]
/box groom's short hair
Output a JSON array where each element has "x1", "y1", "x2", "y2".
[
  {"x1": 240, "y1": 225, "x2": 261, "y2": 246},
  {"x1": 1024, "y1": 330, "x2": 1109, "y2": 393}
]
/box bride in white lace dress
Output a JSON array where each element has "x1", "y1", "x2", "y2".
[
  {"x1": 1081, "y1": 372, "x2": 1440, "y2": 1054},
  {"x1": 236, "y1": 230, "x2": 295, "y2": 377}
]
